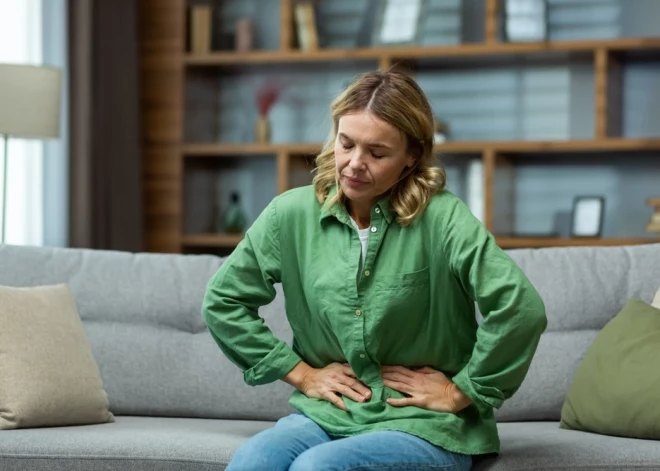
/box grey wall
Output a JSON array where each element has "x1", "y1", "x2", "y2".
[
  {"x1": 623, "y1": 61, "x2": 660, "y2": 138},
  {"x1": 215, "y1": 0, "x2": 280, "y2": 50},
  {"x1": 213, "y1": 64, "x2": 376, "y2": 144}
]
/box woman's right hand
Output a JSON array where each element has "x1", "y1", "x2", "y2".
[{"x1": 284, "y1": 361, "x2": 371, "y2": 411}]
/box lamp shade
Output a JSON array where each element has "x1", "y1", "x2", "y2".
[{"x1": 0, "y1": 64, "x2": 61, "y2": 139}]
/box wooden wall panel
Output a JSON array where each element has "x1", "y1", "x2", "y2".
[{"x1": 139, "y1": 0, "x2": 185, "y2": 252}]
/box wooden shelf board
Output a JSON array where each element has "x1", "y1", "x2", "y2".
[
  {"x1": 182, "y1": 234, "x2": 657, "y2": 250},
  {"x1": 182, "y1": 138, "x2": 660, "y2": 157},
  {"x1": 182, "y1": 233, "x2": 244, "y2": 247},
  {"x1": 496, "y1": 237, "x2": 658, "y2": 249},
  {"x1": 485, "y1": 138, "x2": 660, "y2": 153},
  {"x1": 184, "y1": 38, "x2": 660, "y2": 66},
  {"x1": 182, "y1": 143, "x2": 320, "y2": 156}
]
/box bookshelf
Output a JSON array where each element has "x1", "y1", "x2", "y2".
[{"x1": 140, "y1": 0, "x2": 660, "y2": 254}]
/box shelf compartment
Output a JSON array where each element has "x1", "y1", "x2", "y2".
[
  {"x1": 491, "y1": 152, "x2": 660, "y2": 242},
  {"x1": 182, "y1": 155, "x2": 276, "y2": 237}
]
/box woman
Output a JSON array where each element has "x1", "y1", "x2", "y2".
[{"x1": 202, "y1": 71, "x2": 547, "y2": 471}]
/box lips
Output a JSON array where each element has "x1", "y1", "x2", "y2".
[{"x1": 343, "y1": 175, "x2": 368, "y2": 185}]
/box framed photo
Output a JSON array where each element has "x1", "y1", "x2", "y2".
[
  {"x1": 373, "y1": 0, "x2": 426, "y2": 46},
  {"x1": 571, "y1": 196, "x2": 605, "y2": 238}
]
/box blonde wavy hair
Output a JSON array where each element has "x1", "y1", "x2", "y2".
[{"x1": 312, "y1": 70, "x2": 446, "y2": 226}]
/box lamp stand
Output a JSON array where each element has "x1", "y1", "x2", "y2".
[{"x1": 1, "y1": 133, "x2": 7, "y2": 244}]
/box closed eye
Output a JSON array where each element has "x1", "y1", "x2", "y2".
[{"x1": 341, "y1": 143, "x2": 384, "y2": 159}]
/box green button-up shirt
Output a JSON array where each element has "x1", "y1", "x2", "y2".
[{"x1": 202, "y1": 185, "x2": 547, "y2": 456}]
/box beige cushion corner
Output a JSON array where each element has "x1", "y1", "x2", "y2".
[
  {"x1": 0, "y1": 284, "x2": 114, "y2": 430},
  {"x1": 652, "y1": 286, "x2": 660, "y2": 309}
]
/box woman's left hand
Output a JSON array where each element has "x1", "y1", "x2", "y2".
[{"x1": 381, "y1": 365, "x2": 472, "y2": 414}]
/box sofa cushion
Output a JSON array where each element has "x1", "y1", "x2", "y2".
[
  {"x1": 474, "y1": 422, "x2": 660, "y2": 471},
  {"x1": 559, "y1": 298, "x2": 660, "y2": 439},
  {"x1": 0, "y1": 416, "x2": 272, "y2": 471},
  {"x1": 2, "y1": 417, "x2": 659, "y2": 471},
  {"x1": 494, "y1": 243, "x2": 660, "y2": 422},
  {"x1": 0, "y1": 284, "x2": 114, "y2": 429}
]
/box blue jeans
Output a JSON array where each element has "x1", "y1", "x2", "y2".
[{"x1": 226, "y1": 413, "x2": 472, "y2": 471}]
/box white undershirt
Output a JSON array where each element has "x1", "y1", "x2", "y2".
[{"x1": 350, "y1": 217, "x2": 370, "y2": 266}]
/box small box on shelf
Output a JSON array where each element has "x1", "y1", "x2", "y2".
[{"x1": 646, "y1": 198, "x2": 660, "y2": 234}]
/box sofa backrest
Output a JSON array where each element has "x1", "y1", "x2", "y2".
[
  {"x1": 2, "y1": 242, "x2": 659, "y2": 423},
  {"x1": 494, "y1": 242, "x2": 660, "y2": 421},
  {"x1": 0, "y1": 244, "x2": 296, "y2": 421}
]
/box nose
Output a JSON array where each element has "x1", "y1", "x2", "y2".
[{"x1": 347, "y1": 148, "x2": 366, "y2": 170}]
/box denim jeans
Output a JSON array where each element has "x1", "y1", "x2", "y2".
[{"x1": 226, "y1": 413, "x2": 473, "y2": 471}]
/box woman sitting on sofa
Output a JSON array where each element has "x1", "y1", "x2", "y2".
[{"x1": 202, "y1": 70, "x2": 547, "y2": 471}]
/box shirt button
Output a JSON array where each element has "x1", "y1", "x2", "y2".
[
  {"x1": 360, "y1": 354, "x2": 366, "y2": 358},
  {"x1": 370, "y1": 226, "x2": 377, "y2": 233},
  {"x1": 364, "y1": 270, "x2": 370, "y2": 277},
  {"x1": 355, "y1": 310, "x2": 362, "y2": 316},
  {"x1": 375, "y1": 208, "x2": 381, "y2": 214}
]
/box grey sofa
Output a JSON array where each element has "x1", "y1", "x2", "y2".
[{"x1": 1, "y1": 242, "x2": 660, "y2": 471}]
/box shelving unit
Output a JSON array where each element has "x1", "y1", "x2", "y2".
[{"x1": 140, "y1": 0, "x2": 660, "y2": 254}]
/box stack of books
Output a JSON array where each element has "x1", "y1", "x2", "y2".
[{"x1": 646, "y1": 198, "x2": 660, "y2": 234}]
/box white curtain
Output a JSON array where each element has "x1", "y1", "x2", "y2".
[{"x1": 0, "y1": 0, "x2": 44, "y2": 245}]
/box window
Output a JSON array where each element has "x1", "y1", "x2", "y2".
[{"x1": 0, "y1": 0, "x2": 44, "y2": 245}]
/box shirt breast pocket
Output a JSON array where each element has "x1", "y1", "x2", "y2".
[
  {"x1": 373, "y1": 266, "x2": 430, "y2": 294},
  {"x1": 372, "y1": 266, "x2": 431, "y2": 316},
  {"x1": 368, "y1": 266, "x2": 432, "y2": 346}
]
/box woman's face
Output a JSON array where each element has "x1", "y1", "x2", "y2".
[{"x1": 334, "y1": 110, "x2": 415, "y2": 208}]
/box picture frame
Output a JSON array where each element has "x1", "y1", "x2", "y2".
[
  {"x1": 372, "y1": 0, "x2": 427, "y2": 46},
  {"x1": 570, "y1": 196, "x2": 605, "y2": 238}
]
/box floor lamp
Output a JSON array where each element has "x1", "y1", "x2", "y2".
[{"x1": 0, "y1": 64, "x2": 61, "y2": 244}]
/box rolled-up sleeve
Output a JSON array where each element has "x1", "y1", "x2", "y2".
[
  {"x1": 202, "y1": 197, "x2": 301, "y2": 386},
  {"x1": 442, "y1": 199, "x2": 547, "y2": 412}
]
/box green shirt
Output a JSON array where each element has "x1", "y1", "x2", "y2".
[{"x1": 202, "y1": 185, "x2": 547, "y2": 456}]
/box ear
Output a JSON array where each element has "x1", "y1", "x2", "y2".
[{"x1": 405, "y1": 154, "x2": 416, "y2": 168}]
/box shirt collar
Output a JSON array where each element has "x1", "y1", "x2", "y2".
[{"x1": 319, "y1": 186, "x2": 394, "y2": 225}]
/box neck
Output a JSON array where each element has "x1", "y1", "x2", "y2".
[{"x1": 348, "y1": 200, "x2": 372, "y2": 229}]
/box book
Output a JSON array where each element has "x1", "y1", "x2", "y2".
[
  {"x1": 294, "y1": 2, "x2": 319, "y2": 51},
  {"x1": 190, "y1": 5, "x2": 212, "y2": 55}
]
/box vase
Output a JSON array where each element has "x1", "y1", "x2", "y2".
[
  {"x1": 255, "y1": 115, "x2": 270, "y2": 143},
  {"x1": 222, "y1": 192, "x2": 247, "y2": 234}
]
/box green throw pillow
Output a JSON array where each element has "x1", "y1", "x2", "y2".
[{"x1": 560, "y1": 298, "x2": 660, "y2": 439}]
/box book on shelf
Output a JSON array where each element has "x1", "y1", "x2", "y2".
[
  {"x1": 190, "y1": 5, "x2": 212, "y2": 55},
  {"x1": 294, "y1": 2, "x2": 319, "y2": 51}
]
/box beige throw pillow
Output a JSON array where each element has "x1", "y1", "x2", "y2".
[{"x1": 0, "y1": 284, "x2": 114, "y2": 429}]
